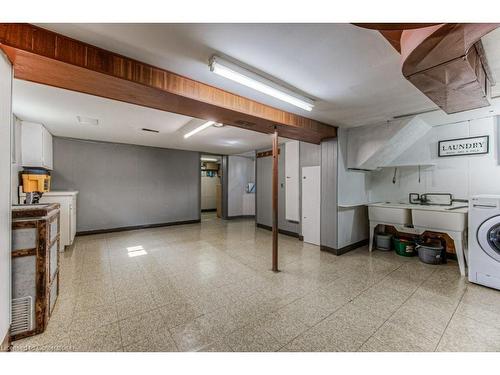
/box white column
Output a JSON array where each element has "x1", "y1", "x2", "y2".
[{"x1": 0, "y1": 50, "x2": 12, "y2": 347}]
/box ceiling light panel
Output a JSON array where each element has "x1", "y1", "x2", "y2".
[
  {"x1": 77, "y1": 116, "x2": 99, "y2": 126},
  {"x1": 209, "y1": 55, "x2": 314, "y2": 112}
]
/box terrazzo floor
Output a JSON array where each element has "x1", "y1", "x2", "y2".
[{"x1": 11, "y1": 213, "x2": 500, "y2": 352}]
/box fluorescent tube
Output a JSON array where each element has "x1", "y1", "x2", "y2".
[
  {"x1": 209, "y1": 56, "x2": 314, "y2": 112},
  {"x1": 184, "y1": 121, "x2": 215, "y2": 139}
]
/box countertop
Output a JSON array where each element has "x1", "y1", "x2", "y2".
[
  {"x1": 367, "y1": 202, "x2": 468, "y2": 214},
  {"x1": 19, "y1": 189, "x2": 79, "y2": 197},
  {"x1": 12, "y1": 203, "x2": 61, "y2": 219}
]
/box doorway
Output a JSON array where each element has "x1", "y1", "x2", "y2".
[{"x1": 200, "y1": 154, "x2": 222, "y2": 220}]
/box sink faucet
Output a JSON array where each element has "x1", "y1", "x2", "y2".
[
  {"x1": 409, "y1": 193, "x2": 431, "y2": 205},
  {"x1": 419, "y1": 194, "x2": 430, "y2": 205},
  {"x1": 409, "y1": 193, "x2": 453, "y2": 206}
]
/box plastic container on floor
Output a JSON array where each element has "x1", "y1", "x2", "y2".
[
  {"x1": 376, "y1": 233, "x2": 392, "y2": 251},
  {"x1": 393, "y1": 237, "x2": 416, "y2": 257},
  {"x1": 417, "y1": 240, "x2": 446, "y2": 265}
]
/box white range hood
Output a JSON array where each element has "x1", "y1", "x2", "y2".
[{"x1": 346, "y1": 116, "x2": 431, "y2": 171}]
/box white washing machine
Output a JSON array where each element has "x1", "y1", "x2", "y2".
[{"x1": 469, "y1": 195, "x2": 500, "y2": 290}]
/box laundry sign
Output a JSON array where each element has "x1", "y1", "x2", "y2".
[{"x1": 438, "y1": 135, "x2": 489, "y2": 157}]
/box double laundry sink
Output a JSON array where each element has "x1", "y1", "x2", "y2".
[{"x1": 367, "y1": 202, "x2": 468, "y2": 232}]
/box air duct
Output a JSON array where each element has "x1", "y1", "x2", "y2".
[
  {"x1": 355, "y1": 23, "x2": 499, "y2": 114},
  {"x1": 400, "y1": 24, "x2": 499, "y2": 114}
]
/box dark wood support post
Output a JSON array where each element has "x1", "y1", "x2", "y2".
[{"x1": 272, "y1": 129, "x2": 279, "y2": 272}]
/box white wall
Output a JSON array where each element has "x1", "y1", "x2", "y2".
[
  {"x1": 337, "y1": 128, "x2": 369, "y2": 248},
  {"x1": 0, "y1": 51, "x2": 12, "y2": 345},
  {"x1": 228, "y1": 155, "x2": 255, "y2": 217},
  {"x1": 369, "y1": 116, "x2": 500, "y2": 202},
  {"x1": 11, "y1": 116, "x2": 22, "y2": 204}
]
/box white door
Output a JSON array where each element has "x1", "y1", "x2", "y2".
[
  {"x1": 285, "y1": 141, "x2": 300, "y2": 222},
  {"x1": 302, "y1": 166, "x2": 321, "y2": 245}
]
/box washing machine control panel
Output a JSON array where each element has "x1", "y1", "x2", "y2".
[{"x1": 471, "y1": 196, "x2": 500, "y2": 210}]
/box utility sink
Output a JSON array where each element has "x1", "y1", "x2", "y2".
[
  {"x1": 412, "y1": 208, "x2": 467, "y2": 232},
  {"x1": 368, "y1": 202, "x2": 468, "y2": 232},
  {"x1": 367, "y1": 201, "x2": 468, "y2": 277},
  {"x1": 368, "y1": 203, "x2": 412, "y2": 226}
]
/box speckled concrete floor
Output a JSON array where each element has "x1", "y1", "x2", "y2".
[{"x1": 11, "y1": 213, "x2": 500, "y2": 352}]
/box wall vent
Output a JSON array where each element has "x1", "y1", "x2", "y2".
[{"x1": 11, "y1": 296, "x2": 33, "y2": 335}]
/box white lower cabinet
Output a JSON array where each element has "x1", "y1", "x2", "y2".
[{"x1": 20, "y1": 190, "x2": 78, "y2": 251}]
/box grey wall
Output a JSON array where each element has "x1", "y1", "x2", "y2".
[
  {"x1": 320, "y1": 139, "x2": 338, "y2": 249},
  {"x1": 227, "y1": 155, "x2": 255, "y2": 217},
  {"x1": 52, "y1": 137, "x2": 201, "y2": 232},
  {"x1": 256, "y1": 141, "x2": 321, "y2": 235}
]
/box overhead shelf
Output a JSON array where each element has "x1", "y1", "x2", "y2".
[
  {"x1": 338, "y1": 202, "x2": 375, "y2": 208},
  {"x1": 379, "y1": 163, "x2": 435, "y2": 168}
]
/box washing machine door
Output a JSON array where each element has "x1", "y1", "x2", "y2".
[{"x1": 477, "y1": 215, "x2": 500, "y2": 262}]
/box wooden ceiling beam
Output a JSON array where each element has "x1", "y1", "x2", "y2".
[{"x1": 0, "y1": 23, "x2": 336, "y2": 144}]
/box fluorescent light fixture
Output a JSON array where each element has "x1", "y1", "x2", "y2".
[
  {"x1": 201, "y1": 157, "x2": 218, "y2": 162},
  {"x1": 209, "y1": 55, "x2": 314, "y2": 112},
  {"x1": 77, "y1": 116, "x2": 99, "y2": 126},
  {"x1": 184, "y1": 120, "x2": 215, "y2": 139}
]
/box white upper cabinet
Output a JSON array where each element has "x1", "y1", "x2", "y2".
[
  {"x1": 21, "y1": 121, "x2": 53, "y2": 170},
  {"x1": 285, "y1": 140, "x2": 300, "y2": 222}
]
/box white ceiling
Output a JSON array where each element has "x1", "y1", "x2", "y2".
[
  {"x1": 481, "y1": 28, "x2": 500, "y2": 98},
  {"x1": 36, "y1": 23, "x2": 440, "y2": 128},
  {"x1": 14, "y1": 23, "x2": 500, "y2": 153},
  {"x1": 13, "y1": 80, "x2": 279, "y2": 154}
]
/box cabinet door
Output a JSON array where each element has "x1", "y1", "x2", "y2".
[
  {"x1": 70, "y1": 196, "x2": 76, "y2": 244},
  {"x1": 42, "y1": 127, "x2": 53, "y2": 170},
  {"x1": 285, "y1": 141, "x2": 300, "y2": 222},
  {"x1": 21, "y1": 122, "x2": 53, "y2": 170},
  {"x1": 21, "y1": 122, "x2": 44, "y2": 168}
]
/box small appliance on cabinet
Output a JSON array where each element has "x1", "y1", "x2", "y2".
[
  {"x1": 20, "y1": 168, "x2": 51, "y2": 204},
  {"x1": 11, "y1": 203, "x2": 60, "y2": 340}
]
